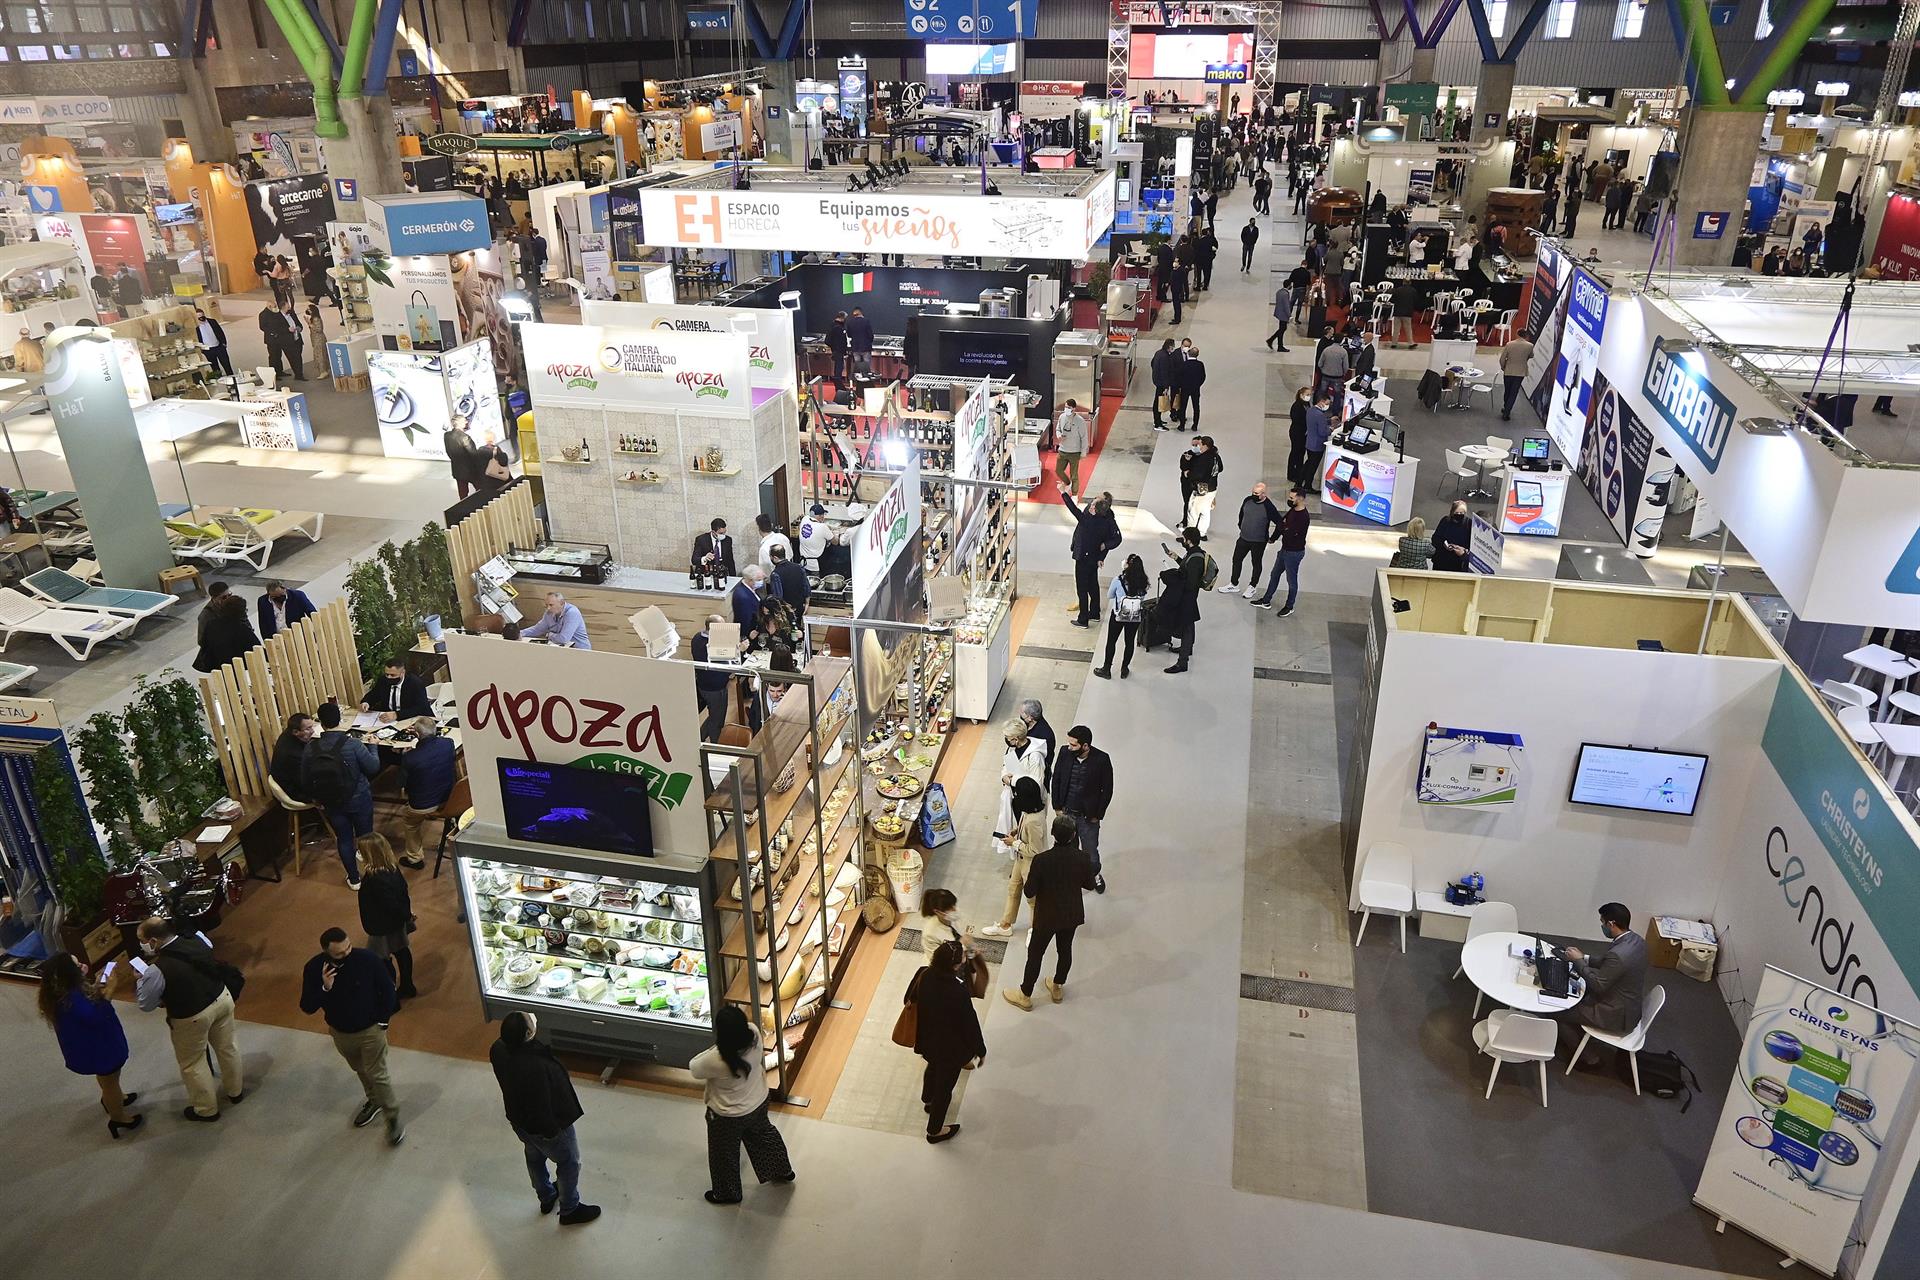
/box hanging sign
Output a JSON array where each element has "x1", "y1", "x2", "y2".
[
  {"x1": 851, "y1": 453, "x2": 923, "y2": 614},
  {"x1": 424, "y1": 132, "x2": 479, "y2": 158}
]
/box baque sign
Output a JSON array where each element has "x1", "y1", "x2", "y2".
[{"x1": 424, "y1": 132, "x2": 479, "y2": 157}]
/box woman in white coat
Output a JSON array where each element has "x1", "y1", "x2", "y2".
[{"x1": 994, "y1": 720, "x2": 1047, "y2": 839}]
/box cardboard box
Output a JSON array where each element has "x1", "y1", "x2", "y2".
[{"x1": 1648, "y1": 915, "x2": 1716, "y2": 969}]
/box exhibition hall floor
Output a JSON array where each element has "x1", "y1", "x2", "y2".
[{"x1": 0, "y1": 183, "x2": 1850, "y2": 1279}]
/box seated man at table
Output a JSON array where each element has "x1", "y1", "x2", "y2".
[
  {"x1": 362, "y1": 658, "x2": 433, "y2": 722},
  {"x1": 271, "y1": 711, "x2": 317, "y2": 801},
  {"x1": 520, "y1": 591, "x2": 591, "y2": 649},
  {"x1": 1554, "y1": 901, "x2": 1649, "y2": 1068},
  {"x1": 394, "y1": 718, "x2": 458, "y2": 869}
]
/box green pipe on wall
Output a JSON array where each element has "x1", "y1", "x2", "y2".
[{"x1": 338, "y1": 0, "x2": 379, "y2": 101}]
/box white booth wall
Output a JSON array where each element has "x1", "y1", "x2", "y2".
[{"x1": 1350, "y1": 628, "x2": 1779, "y2": 937}]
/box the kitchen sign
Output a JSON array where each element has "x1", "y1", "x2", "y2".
[{"x1": 445, "y1": 634, "x2": 706, "y2": 863}]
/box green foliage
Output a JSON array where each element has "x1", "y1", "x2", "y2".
[
  {"x1": 126, "y1": 674, "x2": 225, "y2": 837},
  {"x1": 30, "y1": 744, "x2": 111, "y2": 920},
  {"x1": 345, "y1": 557, "x2": 403, "y2": 683},
  {"x1": 345, "y1": 522, "x2": 463, "y2": 680},
  {"x1": 415, "y1": 521, "x2": 461, "y2": 623},
  {"x1": 73, "y1": 712, "x2": 156, "y2": 859}
]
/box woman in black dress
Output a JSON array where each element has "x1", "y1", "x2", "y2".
[
  {"x1": 910, "y1": 940, "x2": 985, "y2": 1144},
  {"x1": 1431, "y1": 499, "x2": 1474, "y2": 572}
]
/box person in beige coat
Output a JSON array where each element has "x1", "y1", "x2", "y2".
[{"x1": 979, "y1": 777, "x2": 1048, "y2": 937}]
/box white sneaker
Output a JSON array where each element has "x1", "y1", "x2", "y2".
[
  {"x1": 1242, "y1": 586, "x2": 1260, "y2": 599},
  {"x1": 977, "y1": 923, "x2": 1012, "y2": 938},
  {"x1": 1217, "y1": 582, "x2": 1241, "y2": 593}
]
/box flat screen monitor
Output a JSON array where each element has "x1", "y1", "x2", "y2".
[
  {"x1": 497, "y1": 759, "x2": 656, "y2": 856},
  {"x1": 1521, "y1": 436, "x2": 1551, "y2": 461},
  {"x1": 924, "y1": 42, "x2": 1017, "y2": 76},
  {"x1": 1514, "y1": 479, "x2": 1543, "y2": 506},
  {"x1": 1328, "y1": 457, "x2": 1358, "y2": 488},
  {"x1": 1346, "y1": 424, "x2": 1373, "y2": 448},
  {"x1": 1568, "y1": 743, "x2": 1708, "y2": 816},
  {"x1": 951, "y1": 329, "x2": 1030, "y2": 378},
  {"x1": 1126, "y1": 29, "x2": 1255, "y2": 80}
]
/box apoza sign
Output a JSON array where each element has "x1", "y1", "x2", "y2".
[
  {"x1": 579, "y1": 299, "x2": 795, "y2": 393},
  {"x1": 444, "y1": 634, "x2": 705, "y2": 862},
  {"x1": 522, "y1": 322, "x2": 752, "y2": 413},
  {"x1": 639, "y1": 171, "x2": 1117, "y2": 260},
  {"x1": 852, "y1": 453, "x2": 923, "y2": 614}
]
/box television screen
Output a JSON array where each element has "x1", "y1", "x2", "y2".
[
  {"x1": 497, "y1": 759, "x2": 656, "y2": 856},
  {"x1": 1127, "y1": 29, "x2": 1254, "y2": 80},
  {"x1": 924, "y1": 42, "x2": 1018, "y2": 76},
  {"x1": 952, "y1": 330, "x2": 1030, "y2": 378},
  {"x1": 1521, "y1": 437, "x2": 1551, "y2": 460},
  {"x1": 1568, "y1": 743, "x2": 1708, "y2": 815}
]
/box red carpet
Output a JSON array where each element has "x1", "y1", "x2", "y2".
[{"x1": 1024, "y1": 392, "x2": 1124, "y2": 506}]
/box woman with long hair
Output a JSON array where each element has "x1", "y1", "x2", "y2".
[
  {"x1": 192, "y1": 591, "x2": 260, "y2": 673},
  {"x1": 1094, "y1": 553, "x2": 1151, "y2": 680},
  {"x1": 918, "y1": 886, "x2": 973, "y2": 960},
  {"x1": 688, "y1": 1005, "x2": 794, "y2": 1203},
  {"x1": 910, "y1": 939, "x2": 986, "y2": 1144},
  {"x1": 38, "y1": 952, "x2": 141, "y2": 1138},
  {"x1": 979, "y1": 776, "x2": 1048, "y2": 938},
  {"x1": 356, "y1": 832, "x2": 417, "y2": 998}
]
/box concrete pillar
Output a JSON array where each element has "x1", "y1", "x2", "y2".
[
  {"x1": 178, "y1": 64, "x2": 231, "y2": 163},
  {"x1": 1463, "y1": 140, "x2": 1516, "y2": 225},
  {"x1": 1813, "y1": 146, "x2": 1848, "y2": 199},
  {"x1": 1410, "y1": 47, "x2": 1438, "y2": 84},
  {"x1": 1472, "y1": 61, "x2": 1517, "y2": 146},
  {"x1": 1669, "y1": 108, "x2": 1763, "y2": 267},
  {"x1": 320, "y1": 95, "x2": 408, "y2": 219},
  {"x1": 505, "y1": 44, "x2": 530, "y2": 96},
  {"x1": 42, "y1": 333, "x2": 174, "y2": 589}
]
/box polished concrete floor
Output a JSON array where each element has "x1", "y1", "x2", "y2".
[{"x1": 0, "y1": 184, "x2": 1785, "y2": 1278}]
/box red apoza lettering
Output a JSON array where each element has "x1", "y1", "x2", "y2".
[{"x1": 467, "y1": 683, "x2": 673, "y2": 762}]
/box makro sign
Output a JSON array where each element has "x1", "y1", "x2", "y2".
[
  {"x1": 444, "y1": 634, "x2": 705, "y2": 862},
  {"x1": 374, "y1": 193, "x2": 491, "y2": 256},
  {"x1": 1642, "y1": 346, "x2": 1735, "y2": 475}
]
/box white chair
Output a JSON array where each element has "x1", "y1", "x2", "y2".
[
  {"x1": 1489, "y1": 308, "x2": 1518, "y2": 346},
  {"x1": 1353, "y1": 840, "x2": 1415, "y2": 953},
  {"x1": 0, "y1": 586, "x2": 135, "y2": 660},
  {"x1": 267, "y1": 776, "x2": 318, "y2": 878},
  {"x1": 254, "y1": 366, "x2": 278, "y2": 390},
  {"x1": 1564, "y1": 985, "x2": 1667, "y2": 1095},
  {"x1": 1838, "y1": 705, "x2": 1884, "y2": 765},
  {"x1": 1467, "y1": 380, "x2": 1497, "y2": 412},
  {"x1": 1484, "y1": 435, "x2": 1515, "y2": 454},
  {"x1": 1453, "y1": 900, "x2": 1520, "y2": 1017},
  {"x1": 67, "y1": 558, "x2": 103, "y2": 585},
  {"x1": 1441, "y1": 448, "x2": 1477, "y2": 498},
  {"x1": 1475, "y1": 1009, "x2": 1559, "y2": 1106},
  {"x1": 1820, "y1": 679, "x2": 1876, "y2": 712}
]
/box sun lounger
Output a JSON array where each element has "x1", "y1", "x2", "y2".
[
  {"x1": 21, "y1": 568, "x2": 177, "y2": 629},
  {"x1": 0, "y1": 661, "x2": 36, "y2": 692},
  {"x1": 191, "y1": 510, "x2": 324, "y2": 571},
  {"x1": 0, "y1": 586, "x2": 135, "y2": 660}
]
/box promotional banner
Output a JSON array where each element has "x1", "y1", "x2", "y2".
[
  {"x1": 1498, "y1": 468, "x2": 1568, "y2": 537},
  {"x1": 578, "y1": 233, "x2": 615, "y2": 301},
  {"x1": 948, "y1": 378, "x2": 995, "y2": 564},
  {"x1": 1320, "y1": 450, "x2": 1402, "y2": 525},
  {"x1": 639, "y1": 170, "x2": 1117, "y2": 260},
  {"x1": 369, "y1": 350, "x2": 454, "y2": 459},
  {"x1": 1694, "y1": 966, "x2": 1918, "y2": 1276},
  {"x1": 245, "y1": 174, "x2": 336, "y2": 297},
  {"x1": 1869, "y1": 192, "x2": 1920, "y2": 282},
  {"x1": 1521, "y1": 240, "x2": 1570, "y2": 421},
  {"x1": 852, "y1": 453, "x2": 923, "y2": 615},
  {"x1": 1018, "y1": 81, "x2": 1088, "y2": 117},
  {"x1": 838, "y1": 57, "x2": 870, "y2": 125},
  {"x1": 443, "y1": 633, "x2": 706, "y2": 864},
  {"x1": 76, "y1": 213, "x2": 148, "y2": 281},
  {"x1": 1542, "y1": 266, "x2": 1607, "y2": 464},
  {"x1": 442, "y1": 338, "x2": 508, "y2": 463},
  {"x1": 578, "y1": 300, "x2": 795, "y2": 393},
  {"x1": 522, "y1": 322, "x2": 752, "y2": 413},
  {"x1": 364, "y1": 192, "x2": 492, "y2": 257},
  {"x1": 1576, "y1": 372, "x2": 1673, "y2": 556},
  {"x1": 1467, "y1": 510, "x2": 1504, "y2": 573},
  {"x1": 367, "y1": 252, "x2": 462, "y2": 352}
]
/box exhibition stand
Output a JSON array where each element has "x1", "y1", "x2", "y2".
[
  {"x1": 368, "y1": 337, "x2": 510, "y2": 463},
  {"x1": 0, "y1": 244, "x2": 94, "y2": 340},
  {"x1": 1347, "y1": 570, "x2": 1920, "y2": 1279},
  {"x1": 1319, "y1": 427, "x2": 1418, "y2": 527}
]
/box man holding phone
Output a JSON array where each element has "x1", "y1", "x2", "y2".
[{"x1": 299, "y1": 926, "x2": 405, "y2": 1146}]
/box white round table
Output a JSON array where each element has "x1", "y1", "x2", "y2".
[
  {"x1": 1460, "y1": 930, "x2": 1584, "y2": 1015},
  {"x1": 1458, "y1": 443, "x2": 1507, "y2": 499}
]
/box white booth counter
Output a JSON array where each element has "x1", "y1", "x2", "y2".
[
  {"x1": 1498, "y1": 465, "x2": 1572, "y2": 536},
  {"x1": 1319, "y1": 434, "x2": 1419, "y2": 527}
]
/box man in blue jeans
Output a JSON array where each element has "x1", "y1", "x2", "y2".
[
  {"x1": 303, "y1": 701, "x2": 381, "y2": 888},
  {"x1": 1049, "y1": 724, "x2": 1114, "y2": 894},
  {"x1": 490, "y1": 1010, "x2": 601, "y2": 1225},
  {"x1": 1254, "y1": 487, "x2": 1312, "y2": 616}
]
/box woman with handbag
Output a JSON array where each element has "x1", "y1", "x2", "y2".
[
  {"x1": 907, "y1": 940, "x2": 986, "y2": 1144},
  {"x1": 38, "y1": 952, "x2": 142, "y2": 1139},
  {"x1": 1094, "y1": 554, "x2": 1151, "y2": 680},
  {"x1": 993, "y1": 721, "x2": 1047, "y2": 839},
  {"x1": 689, "y1": 1005, "x2": 795, "y2": 1203},
  {"x1": 357, "y1": 834, "x2": 418, "y2": 999},
  {"x1": 979, "y1": 777, "x2": 1047, "y2": 938}
]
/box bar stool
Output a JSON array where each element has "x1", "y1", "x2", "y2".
[{"x1": 267, "y1": 777, "x2": 316, "y2": 877}]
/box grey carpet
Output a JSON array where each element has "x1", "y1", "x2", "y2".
[{"x1": 1351, "y1": 933, "x2": 1785, "y2": 1277}]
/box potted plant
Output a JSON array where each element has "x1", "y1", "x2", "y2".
[
  {"x1": 29, "y1": 744, "x2": 117, "y2": 956},
  {"x1": 73, "y1": 711, "x2": 157, "y2": 859}
]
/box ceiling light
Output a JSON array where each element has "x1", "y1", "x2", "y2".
[{"x1": 1828, "y1": 25, "x2": 1843, "y2": 35}]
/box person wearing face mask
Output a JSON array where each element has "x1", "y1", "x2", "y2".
[
  {"x1": 490, "y1": 1010, "x2": 601, "y2": 1225},
  {"x1": 1061, "y1": 489, "x2": 1122, "y2": 628},
  {"x1": 134, "y1": 916, "x2": 246, "y2": 1122},
  {"x1": 298, "y1": 925, "x2": 404, "y2": 1146},
  {"x1": 918, "y1": 887, "x2": 976, "y2": 961},
  {"x1": 1253, "y1": 487, "x2": 1312, "y2": 615},
  {"x1": 994, "y1": 720, "x2": 1048, "y2": 839},
  {"x1": 1432, "y1": 500, "x2": 1474, "y2": 572},
  {"x1": 980, "y1": 777, "x2": 1048, "y2": 937},
  {"x1": 1050, "y1": 724, "x2": 1114, "y2": 893}
]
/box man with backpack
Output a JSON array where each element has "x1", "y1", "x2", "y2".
[
  {"x1": 135, "y1": 916, "x2": 246, "y2": 1121},
  {"x1": 1161, "y1": 527, "x2": 1210, "y2": 675},
  {"x1": 304, "y1": 701, "x2": 382, "y2": 888}
]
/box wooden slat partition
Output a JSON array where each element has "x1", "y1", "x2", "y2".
[
  {"x1": 448, "y1": 482, "x2": 540, "y2": 623},
  {"x1": 198, "y1": 599, "x2": 363, "y2": 799}
]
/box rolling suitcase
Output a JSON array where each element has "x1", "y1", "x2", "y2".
[{"x1": 1140, "y1": 596, "x2": 1172, "y2": 651}]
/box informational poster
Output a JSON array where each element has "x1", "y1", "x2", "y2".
[
  {"x1": 77, "y1": 213, "x2": 149, "y2": 281},
  {"x1": 443, "y1": 633, "x2": 706, "y2": 864},
  {"x1": 947, "y1": 379, "x2": 994, "y2": 564},
  {"x1": 1577, "y1": 372, "x2": 1673, "y2": 557},
  {"x1": 851, "y1": 453, "x2": 923, "y2": 614},
  {"x1": 1416, "y1": 726, "x2": 1523, "y2": 807},
  {"x1": 1521, "y1": 240, "x2": 1570, "y2": 425},
  {"x1": 577, "y1": 233, "x2": 614, "y2": 301},
  {"x1": 1467, "y1": 511, "x2": 1504, "y2": 573},
  {"x1": 1543, "y1": 266, "x2": 1607, "y2": 465},
  {"x1": 1787, "y1": 199, "x2": 1836, "y2": 255},
  {"x1": 1695, "y1": 967, "x2": 1919, "y2": 1276},
  {"x1": 1319, "y1": 449, "x2": 1402, "y2": 525},
  {"x1": 244, "y1": 174, "x2": 336, "y2": 297},
  {"x1": 366, "y1": 252, "x2": 462, "y2": 352},
  {"x1": 522, "y1": 322, "x2": 751, "y2": 412},
  {"x1": 1498, "y1": 468, "x2": 1568, "y2": 537},
  {"x1": 699, "y1": 117, "x2": 744, "y2": 153},
  {"x1": 577, "y1": 300, "x2": 794, "y2": 393},
  {"x1": 1407, "y1": 169, "x2": 1435, "y2": 205},
  {"x1": 441, "y1": 337, "x2": 508, "y2": 463},
  {"x1": 369, "y1": 350, "x2": 454, "y2": 459}
]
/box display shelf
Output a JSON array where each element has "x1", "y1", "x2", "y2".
[
  {"x1": 543, "y1": 455, "x2": 597, "y2": 466},
  {"x1": 616, "y1": 474, "x2": 666, "y2": 486},
  {"x1": 690, "y1": 467, "x2": 742, "y2": 478},
  {"x1": 702, "y1": 655, "x2": 854, "y2": 816},
  {"x1": 707, "y1": 744, "x2": 856, "y2": 862},
  {"x1": 613, "y1": 449, "x2": 662, "y2": 457}
]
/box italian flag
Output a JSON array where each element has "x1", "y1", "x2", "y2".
[{"x1": 841, "y1": 272, "x2": 873, "y2": 294}]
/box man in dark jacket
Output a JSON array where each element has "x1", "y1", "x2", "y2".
[
  {"x1": 846, "y1": 307, "x2": 874, "y2": 376},
  {"x1": 362, "y1": 657, "x2": 433, "y2": 722},
  {"x1": 396, "y1": 718, "x2": 457, "y2": 867},
  {"x1": 194, "y1": 307, "x2": 233, "y2": 378},
  {"x1": 491, "y1": 1010, "x2": 600, "y2": 1224},
  {"x1": 1150, "y1": 338, "x2": 1179, "y2": 431},
  {"x1": 1194, "y1": 227, "x2": 1218, "y2": 292},
  {"x1": 690, "y1": 615, "x2": 734, "y2": 741},
  {"x1": 1240, "y1": 216, "x2": 1260, "y2": 272},
  {"x1": 270, "y1": 712, "x2": 317, "y2": 801},
  {"x1": 1003, "y1": 814, "x2": 1099, "y2": 1009},
  {"x1": 1255, "y1": 487, "x2": 1312, "y2": 615},
  {"x1": 826, "y1": 312, "x2": 850, "y2": 382},
  {"x1": 1226, "y1": 482, "x2": 1282, "y2": 596},
  {"x1": 768, "y1": 544, "x2": 810, "y2": 617},
  {"x1": 1169, "y1": 258, "x2": 1189, "y2": 326},
  {"x1": 257, "y1": 581, "x2": 316, "y2": 639},
  {"x1": 1060, "y1": 490, "x2": 1121, "y2": 628},
  {"x1": 1050, "y1": 723, "x2": 1114, "y2": 891},
  {"x1": 1177, "y1": 346, "x2": 1208, "y2": 428},
  {"x1": 304, "y1": 701, "x2": 381, "y2": 887},
  {"x1": 258, "y1": 303, "x2": 294, "y2": 378},
  {"x1": 1161, "y1": 528, "x2": 1206, "y2": 675},
  {"x1": 299, "y1": 926, "x2": 404, "y2": 1145},
  {"x1": 692, "y1": 518, "x2": 738, "y2": 581},
  {"x1": 113, "y1": 265, "x2": 144, "y2": 310},
  {"x1": 134, "y1": 916, "x2": 246, "y2": 1121}
]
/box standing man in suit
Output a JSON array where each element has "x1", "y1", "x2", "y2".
[
  {"x1": 691, "y1": 518, "x2": 737, "y2": 582},
  {"x1": 194, "y1": 307, "x2": 233, "y2": 379},
  {"x1": 767, "y1": 545, "x2": 810, "y2": 620},
  {"x1": 1556, "y1": 902, "x2": 1649, "y2": 1066},
  {"x1": 1050, "y1": 725, "x2": 1114, "y2": 894},
  {"x1": 361, "y1": 658, "x2": 433, "y2": 722},
  {"x1": 257, "y1": 581, "x2": 316, "y2": 639}
]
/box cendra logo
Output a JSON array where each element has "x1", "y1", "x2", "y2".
[
  {"x1": 1642, "y1": 347, "x2": 1735, "y2": 474},
  {"x1": 1766, "y1": 826, "x2": 1882, "y2": 1009},
  {"x1": 1828, "y1": 1005, "x2": 1849, "y2": 1022},
  {"x1": 1884, "y1": 526, "x2": 1920, "y2": 595}
]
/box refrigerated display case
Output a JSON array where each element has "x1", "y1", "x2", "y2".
[{"x1": 455, "y1": 827, "x2": 720, "y2": 1067}]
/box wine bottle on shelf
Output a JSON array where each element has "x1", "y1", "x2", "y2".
[{"x1": 580, "y1": 435, "x2": 591, "y2": 463}]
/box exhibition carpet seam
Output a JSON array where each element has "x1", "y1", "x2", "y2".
[
  {"x1": 1238, "y1": 975, "x2": 1358, "y2": 1013},
  {"x1": 1252, "y1": 667, "x2": 1334, "y2": 684}
]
